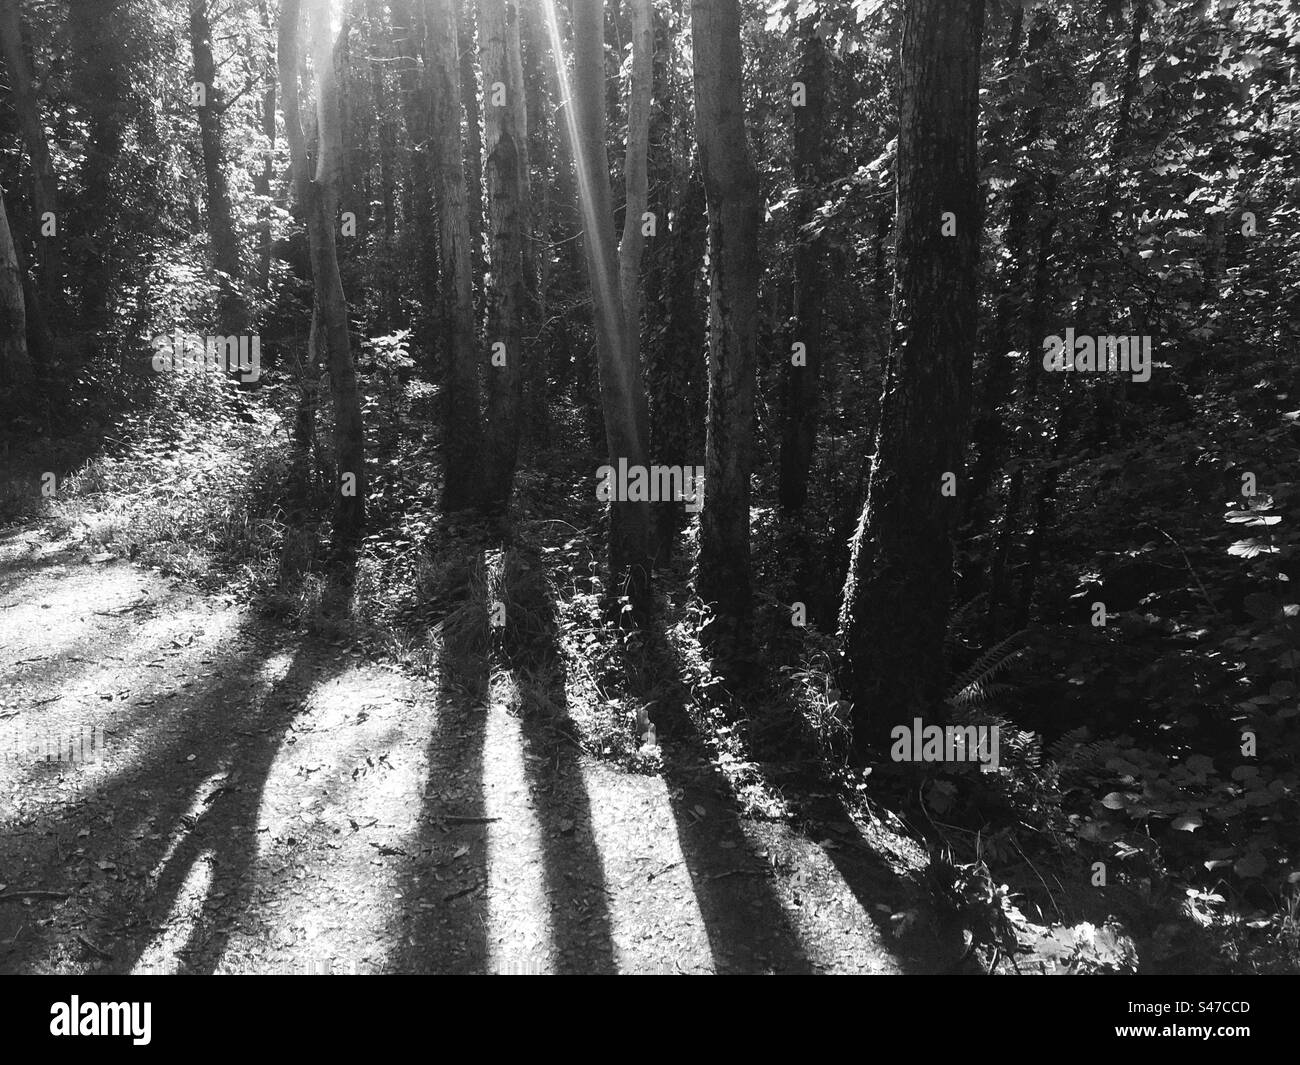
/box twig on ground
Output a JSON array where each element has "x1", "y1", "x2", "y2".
[
  {"x1": 0, "y1": 890, "x2": 70, "y2": 902},
  {"x1": 76, "y1": 932, "x2": 114, "y2": 959}
]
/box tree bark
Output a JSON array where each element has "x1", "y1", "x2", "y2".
[
  {"x1": 0, "y1": 183, "x2": 31, "y2": 384},
  {"x1": 837, "y1": 0, "x2": 985, "y2": 749},
  {"x1": 456, "y1": 0, "x2": 488, "y2": 308},
  {"x1": 692, "y1": 0, "x2": 761, "y2": 646},
  {"x1": 426, "y1": 0, "x2": 486, "y2": 512},
  {"x1": 0, "y1": 0, "x2": 60, "y2": 300},
  {"x1": 190, "y1": 0, "x2": 248, "y2": 334},
  {"x1": 777, "y1": 20, "x2": 829, "y2": 515},
  {"x1": 618, "y1": 0, "x2": 652, "y2": 367},
  {"x1": 389, "y1": 0, "x2": 440, "y2": 354},
  {"x1": 67, "y1": 0, "x2": 130, "y2": 316},
  {"x1": 647, "y1": 160, "x2": 706, "y2": 564},
  {"x1": 478, "y1": 0, "x2": 530, "y2": 510},
  {"x1": 254, "y1": 0, "x2": 278, "y2": 292},
  {"x1": 573, "y1": 0, "x2": 651, "y2": 618},
  {"x1": 281, "y1": 0, "x2": 367, "y2": 543}
]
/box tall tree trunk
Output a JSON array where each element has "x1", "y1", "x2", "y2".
[
  {"x1": 279, "y1": 0, "x2": 319, "y2": 456},
  {"x1": 692, "y1": 0, "x2": 760, "y2": 647},
  {"x1": 255, "y1": 0, "x2": 278, "y2": 292},
  {"x1": 777, "y1": 19, "x2": 828, "y2": 515},
  {"x1": 0, "y1": 183, "x2": 30, "y2": 384},
  {"x1": 648, "y1": 160, "x2": 706, "y2": 563},
  {"x1": 426, "y1": 0, "x2": 486, "y2": 512},
  {"x1": 456, "y1": 0, "x2": 488, "y2": 310},
  {"x1": 0, "y1": 0, "x2": 60, "y2": 301},
  {"x1": 478, "y1": 0, "x2": 529, "y2": 510},
  {"x1": 282, "y1": 0, "x2": 367, "y2": 543},
  {"x1": 390, "y1": 0, "x2": 440, "y2": 353},
  {"x1": 375, "y1": 41, "x2": 398, "y2": 331},
  {"x1": 837, "y1": 0, "x2": 985, "y2": 749},
  {"x1": 67, "y1": 0, "x2": 129, "y2": 317},
  {"x1": 521, "y1": 0, "x2": 554, "y2": 439},
  {"x1": 644, "y1": 7, "x2": 705, "y2": 564},
  {"x1": 190, "y1": 0, "x2": 248, "y2": 334},
  {"x1": 572, "y1": 0, "x2": 651, "y2": 617},
  {"x1": 618, "y1": 0, "x2": 651, "y2": 370}
]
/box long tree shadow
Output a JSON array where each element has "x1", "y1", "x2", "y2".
[
  {"x1": 0, "y1": 613, "x2": 327, "y2": 973},
  {"x1": 114, "y1": 639, "x2": 350, "y2": 974},
  {"x1": 630, "y1": 619, "x2": 817, "y2": 974},
  {"x1": 808, "y1": 790, "x2": 975, "y2": 974},
  {"x1": 391, "y1": 539, "x2": 618, "y2": 973},
  {"x1": 509, "y1": 556, "x2": 617, "y2": 974},
  {"x1": 388, "y1": 544, "x2": 491, "y2": 974}
]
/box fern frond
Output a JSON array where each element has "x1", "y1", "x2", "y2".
[{"x1": 946, "y1": 629, "x2": 1028, "y2": 705}]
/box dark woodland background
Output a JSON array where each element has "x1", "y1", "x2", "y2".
[{"x1": 0, "y1": 0, "x2": 1298, "y2": 975}]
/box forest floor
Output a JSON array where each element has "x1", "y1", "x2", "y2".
[{"x1": 0, "y1": 518, "x2": 979, "y2": 974}]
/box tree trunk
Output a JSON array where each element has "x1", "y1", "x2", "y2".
[
  {"x1": 0, "y1": 0, "x2": 60, "y2": 300},
  {"x1": 572, "y1": 0, "x2": 651, "y2": 618},
  {"x1": 390, "y1": 0, "x2": 440, "y2": 354},
  {"x1": 190, "y1": 0, "x2": 248, "y2": 334},
  {"x1": 478, "y1": 0, "x2": 529, "y2": 510},
  {"x1": 456, "y1": 0, "x2": 488, "y2": 310},
  {"x1": 692, "y1": 0, "x2": 760, "y2": 646},
  {"x1": 279, "y1": 0, "x2": 319, "y2": 452},
  {"x1": 375, "y1": 42, "x2": 398, "y2": 330},
  {"x1": 837, "y1": 0, "x2": 985, "y2": 749},
  {"x1": 777, "y1": 20, "x2": 828, "y2": 515},
  {"x1": 67, "y1": 0, "x2": 129, "y2": 317},
  {"x1": 618, "y1": 0, "x2": 652, "y2": 369},
  {"x1": 0, "y1": 183, "x2": 31, "y2": 384},
  {"x1": 647, "y1": 160, "x2": 706, "y2": 564},
  {"x1": 425, "y1": 0, "x2": 486, "y2": 512},
  {"x1": 255, "y1": 0, "x2": 278, "y2": 292},
  {"x1": 282, "y1": 0, "x2": 367, "y2": 543},
  {"x1": 521, "y1": 0, "x2": 554, "y2": 439}
]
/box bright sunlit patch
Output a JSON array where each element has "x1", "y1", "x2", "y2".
[
  {"x1": 132, "y1": 849, "x2": 215, "y2": 975},
  {"x1": 580, "y1": 764, "x2": 712, "y2": 973},
  {"x1": 482, "y1": 676, "x2": 554, "y2": 973}
]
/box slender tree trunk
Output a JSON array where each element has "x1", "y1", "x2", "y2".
[
  {"x1": 618, "y1": 0, "x2": 651, "y2": 369},
  {"x1": 255, "y1": 1, "x2": 278, "y2": 292},
  {"x1": 14, "y1": 229, "x2": 50, "y2": 374},
  {"x1": 190, "y1": 0, "x2": 248, "y2": 334},
  {"x1": 426, "y1": 0, "x2": 486, "y2": 512},
  {"x1": 648, "y1": 160, "x2": 706, "y2": 563},
  {"x1": 282, "y1": 0, "x2": 367, "y2": 543},
  {"x1": 478, "y1": 0, "x2": 529, "y2": 509},
  {"x1": 837, "y1": 0, "x2": 985, "y2": 749},
  {"x1": 390, "y1": 0, "x2": 440, "y2": 353},
  {"x1": 572, "y1": 0, "x2": 651, "y2": 617},
  {"x1": 777, "y1": 20, "x2": 828, "y2": 514},
  {"x1": 456, "y1": 0, "x2": 488, "y2": 309},
  {"x1": 644, "y1": 9, "x2": 704, "y2": 564},
  {"x1": 692, "y1": 0, "x2": 760, "y2": 646},
  {"x1": 375, "y1": 47, "x2": 398, "y2": 330},
  {"x1": 279, "y1": 0, "x2": 320, "y2": 456},
  {"x1": 67, "y1": 0, "x2": 129, "y2": 317},
  {"x1": 0, "y1": 183, "x2": 30, "y2": 384},
  {"x1": 0, "y1": 0, "x2": 59, "y2": 300},
  {"x1": 521, "y1": 0, "x2": 554, "y2": 438}
]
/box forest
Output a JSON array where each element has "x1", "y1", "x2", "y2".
[{"x1": 0, "y1": 0, "x2": 1297, "y2": 976}]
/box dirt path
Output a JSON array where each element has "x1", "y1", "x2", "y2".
[{"x1": 0, "y1": 524, "x2": 952, "y2": 974}]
